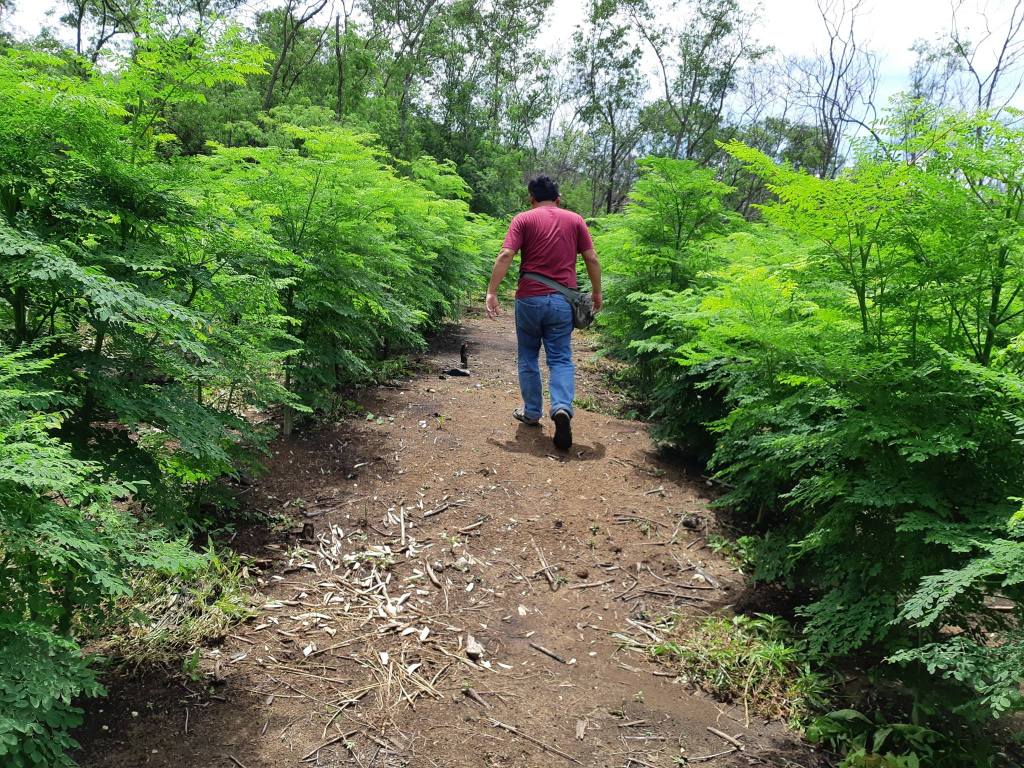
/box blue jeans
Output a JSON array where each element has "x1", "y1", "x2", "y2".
[{"x1": 515, "y1": 294, "x2": 574, "y2": 419}]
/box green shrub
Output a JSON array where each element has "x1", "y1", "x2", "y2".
[
  {"x1": 594, "y1": 156, "x2": 739, "y2": 460},
  {"x1": 196, "y1": 113, "x2": 492, "y2": 414},
  {"x1": 600, "y1": 106, "x2": 1024, "y2": 756},
  {"x1": 807, "y1": 709, "x2": 998, "y2": 768},
  {"x1": 0, "y1": 24, "x2": 492, "y2": 765},
  {"x1": 94, "y1": 543, "x2": 255, "y2": 667}
]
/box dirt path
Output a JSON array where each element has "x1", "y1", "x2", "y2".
[{"x1": 75, "y1": 308, "x2": 815, "y2": 768}]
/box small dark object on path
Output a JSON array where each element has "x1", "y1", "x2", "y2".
[
  {"x1": 528, "y1": 642, "x2": 567, "y2": 664},
  {"x1": 446, "y1": 367, "x2": 471, "y2": 376}
]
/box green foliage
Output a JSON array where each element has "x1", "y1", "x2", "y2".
[
  {"x1": 807, "y1": 709, "x2": 997, "y2": 768},
  {"x1": 0, "y1": 623, "x2": 102, "y2": 768},
  {"x1": 199, "y1": 115, "x2": 489, "y2": 410},
  {"x1": 601, "y1": 105, "x2": 1024, "y2": 758},
  {"x1": 0, "y1": 345, "x2": 195, "y2": 765},
  {"x1": 651, "y1": 613, "x2": 832, "y2": 727},
  {"x1": 594, "y1": 156, "x2": 738, "y2": 459},
  {"x1": 0, "y1": 11, "x2": 490, "y2": 764}
]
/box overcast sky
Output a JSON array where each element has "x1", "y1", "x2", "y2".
[{"x1": 5, "y1": 0, "x2": 1019, "y2": 108}]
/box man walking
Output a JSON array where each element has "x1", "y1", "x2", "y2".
[{"x1": 485, "y1": 176, "x2": 602, "y2": 451}]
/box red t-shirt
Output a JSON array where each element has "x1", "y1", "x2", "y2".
[{"x1": 503, "y1": 204, "x2": 594, "y2": 299}]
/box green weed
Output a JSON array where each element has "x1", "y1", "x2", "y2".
[
  {"x1": 651, "y1": 614, "x2": 832, "y2": 727},
  {"x1": 94, "y1": 544, "x2": 256, "y2": 668},
  {"x1": 706, "y1": 533, "x2": 755, "y2": 572}
]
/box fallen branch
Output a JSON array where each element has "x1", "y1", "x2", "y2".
[
  {"x1": 613, "y1": 514, "x2": 666, "y2": 528},
  {"x1": 532, "y1": 538, "x2": 558, "y2": 591},
  {"x1": 528, "y1": 642, "x2": 567, "y2": 664},
  {"x1": 424, "y1": 560, "x2": 443, "y2": 589},
  {"x1": 300, "y1": 730, "x2": 359, "y2": 762},
  {"x1": 462, "y1": 686, "x2": 490, "y2": 708},
  {"x1": 487, "y1": 718, "x2": 583, "y2": 765},
  {"x1": 706, "y1": 726, "x2": 743, "y2": 750},
  {"x1": 685, "y1": 747, "x2": 738, "y2": 763},
  {"x1": 423, "y1": 499, "x2": 465, "y2": 518},
  {"x1": 645, "y1": 566, "x2": 716, "y2": 590},
  {"x1": 568, "y1": 578, "x2": 614, "y2": 590},
  {"x1": 641, "y1": 588, "x2": 715, "y2": 603}
]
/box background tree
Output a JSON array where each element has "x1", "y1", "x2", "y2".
[
  {"x1": 572, "y1": 0, "x2": 645, "y2": 214},
  {"x1": 625, "y1": 0, "x2": 767, "y2": 163},
  {"x1": 909, "y1": 0, "x2": 1024, "y2": 114},
  {"x1": 61, "y1": 0, "x2": 139, "y2": 62},
  {"x1": 260, "y1": 0, "x2": 328, "y2": 110}
]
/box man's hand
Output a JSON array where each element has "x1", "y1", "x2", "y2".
[
  {"x1": 592, "y1": 291, "x2": 603, "y2": 313},
  {"x1": 486, "y1": 248, "x2": 516, "y2": 320},
  {"x1": 485, "y1": 291, "x2": 501, "y2": 319}
]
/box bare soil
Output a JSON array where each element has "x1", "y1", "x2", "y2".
[{"x1": 73, "y1": 308, "x2": 825, "y2": 768}]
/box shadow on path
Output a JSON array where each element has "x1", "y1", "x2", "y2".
[{"x1": 487, "y1": 422, "x2": 607, "y2": 461}]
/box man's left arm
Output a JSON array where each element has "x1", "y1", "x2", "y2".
[
  {"x1": 577, "y1": 217, "x2": 602, "y2": 312},
  {"x1": 486, "y1": 247, "x2": 516, "y2": 319}
]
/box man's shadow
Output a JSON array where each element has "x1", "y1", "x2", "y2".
[{"x1": 488, "y1": 422, "x2": 607, "y2": 461}]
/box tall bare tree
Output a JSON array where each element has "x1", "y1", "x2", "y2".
[
  {"x1": 788, "y1": 0, "x2": 878, "y2": 178},
  {"x1": 572, "y1": 0, "x2": 646, "y2": 214},
  {"x1": 949, "y1": 0, "x2": 1024, "y2": 113}
]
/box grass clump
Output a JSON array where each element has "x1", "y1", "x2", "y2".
[
  {"x1": 651, "y1": 613, "x2": 832, "y2": 727},
  {"x1": 92, "y1": 544, "x2": 257, "y2": 668}
]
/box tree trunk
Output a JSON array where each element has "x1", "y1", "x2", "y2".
[
  {"x1": 606, "y1": 127, "x2": 617, "y2": 214},
  {"x1": 980, "y1": 245, "x2": 1009, "y2": 366},
  {"x1": 263, "y1": 13, "x2": 293, "y2": 111},
  {"x1": 334, "y1": 13, "x2": 345, "y2": 119},
  {"x1": 12, "y1": 287, "x2": 27, "y2": 345},
  {"x1": 398, "y1": 71, "x2": 413, "y2": 158}
]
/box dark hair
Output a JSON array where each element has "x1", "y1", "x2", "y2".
[{"x1": 527, "y1": 175, "x2": 559, "y2": 202}]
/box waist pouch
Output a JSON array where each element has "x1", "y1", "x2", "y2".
[{"x1": 521, "y1": 271, "x2": 595, "y2": 330}]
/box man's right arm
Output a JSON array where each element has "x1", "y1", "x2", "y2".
[
  {"x1": 581, "y1": 248, "x2": 602, "y2": 311},
  {"x1": 485, "y1": 247, "x2": 517, "y2": 319}
]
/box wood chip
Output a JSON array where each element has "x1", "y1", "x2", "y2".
[{"x1": 465, "y1": 634, "x2": 485, "y2": 660}]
